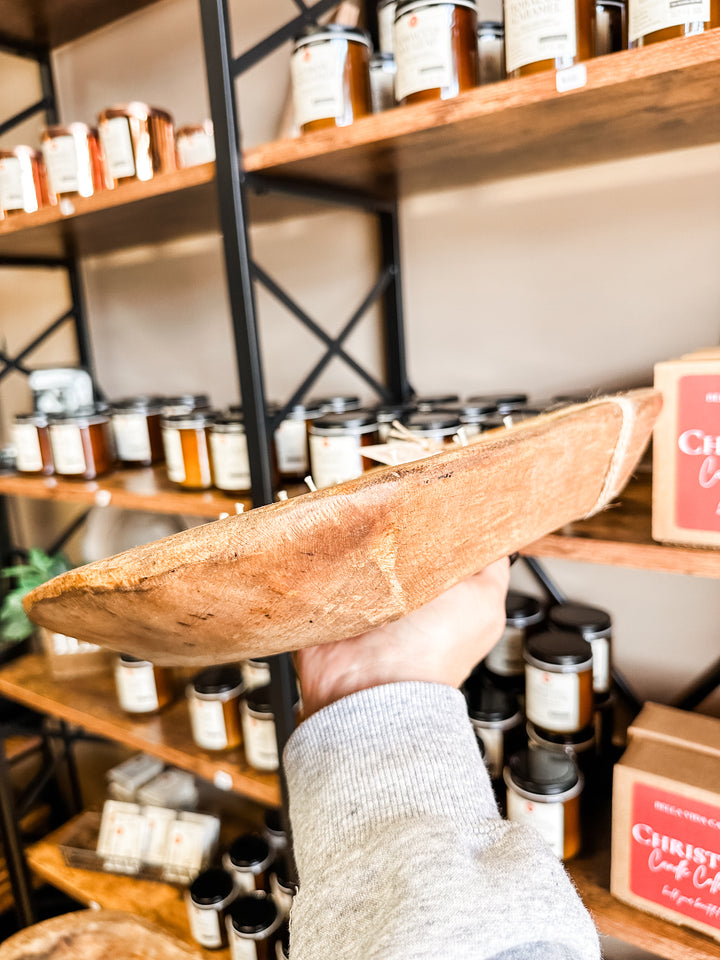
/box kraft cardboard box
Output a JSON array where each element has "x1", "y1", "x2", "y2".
[
  {"x1": 653, "y1": 354, "x2": 720, "y2": 547},
  {"x1": 611, "y1": 704, "x2": 720, "y2": 941}
]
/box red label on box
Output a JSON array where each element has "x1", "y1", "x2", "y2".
[
  {"x1": 675, "y1": 374, "x2": 720, "y2": 531},
  {"x1": 629, "y1": 782, "x2": 720, "y2": 930}
]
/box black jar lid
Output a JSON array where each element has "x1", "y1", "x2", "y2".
[
  {"x1": 548, "y1": 602, "x2": 611, "y2": 637},
  {"x1": 312, "y1": 410, "x2": 378, "y2": 432},
  {"x1": 466, "y1": 684, "x2": 520, "y2": 724},
  {"x1": 397, "y1": 0, "x2": 477, "y2": 13},
  {"x1": 48, "y1": 404, "x2": 108, "y2": 424},
  {"x1": 309, "y1": 394, "x2": 362, "y2": 414},
  {"x1": 14, "y1": 411, "x2": 48, "y2": 426},
  {"x1": 245, "y1": 684, "x2": 274, "y2": 716},
  {"x1": 294, "y1": 23, "x2": 372, "y2": 49},
  {"x1": 228, "y1": 893, "x2": 278, "y2": 935},
  {"x1": 526, "y1": 630, "x2": 592, "y2": 667},
  {"x1": 163, "y1": 393, "x2": 210, "y2": 408},
  {"x1": 370, "y1": 52, "x2": 396, "y2": 66},
  {"x1": 466, "y1": 393, "x2": 527, "y2": 413},
  {"x1": 112, "y1": 395, "x2": 164, "y2": 414},
  {"x1": 192, "y1": 665, "x2": 243, "y2": 697},
  {"x1": 162, "y1": 410, "x2": 216, "y2": 428},
  {"x1": 507, "y1": 747, "x2": 579, "y2": 796},
  {"x1": 264, "y1": 807, "x2": 284, "y2": 836},
  {"x1": 190, "y1": 867, "x2": 235, "y2": 906},
  {"x1": 247, "y1": 657, "x2": 270, "y2": 667},
  {"x1": 373, "y1": 402, "x2": 409, "y2": 422},
  {"x1": 527, "y1": 721, "x2": 595, "y2": 753},
  {"x1": 506, "y1": 591, "x2": 543, "y2": 626},
  {"x1": 118, "y1": 653, "x2": 151, "y2": 665},
  {"x1": 478, "y1": 20, "x2": 504, "y2": 34},
  {"x1": 412, "y1": 394, "x2": 460, "y2": 411},
  {"x1": 227, "y1": 834, "x2": 271, "y2": 869},
  {"x1": 405, "y1": 410, "x2": 462, "y2": 431}
]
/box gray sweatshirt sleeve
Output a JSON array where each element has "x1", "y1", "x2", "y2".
[{"x1": 284, "y1": 681, "x2": 601, "y2": 960}]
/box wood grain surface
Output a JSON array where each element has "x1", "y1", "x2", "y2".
[
  {"x1": 23, "y1": 391, "x2": 660, "y2": 665},
  {"x1": 0, "y1": 910, "x2": 201, "y2": 960}
]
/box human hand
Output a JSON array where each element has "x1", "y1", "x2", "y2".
[{"x1": 296, "y1": 557, "x2": 510, "y2": 717}]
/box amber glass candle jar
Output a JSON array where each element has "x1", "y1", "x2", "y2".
[
  {"x1": 504, "y1": 0, "x2": 595, "y2": 77},
  {"x1": 465, "y1": 683, "x2": 524, "y2": 781},
  {"x1": 524, "y1": 631, "x2": 593, "y2": 734},
  {"x1": 176, "y1": 121, "x2": 215, "y2": 168},
  {"x1": 186, "y1": 868, "x2": 237, "y2": 950},
  {"x1": 97, "y1": 103, "x2": 176, "y2": 185},
  {"x1": 111, "y1": 396, "x2": 164, "y2": 467},
  {"x1": 187, "y1": 666, "x2": 245, "y2": 752},
  {"x1": 162, "y1": 411, "x2": 215, "y2": 490},
  {"x1": 222, "y1": 834, "x2": 274, "y2": 894},
  {"x1": 291, "y1": 25, "x2": 372, "y2": 133},
  {"x1": 41, "y1": 124, "x2": 109, "y2": 199},
  {"x1": 505, "y1": 747, "x2": 583, "y2": 859},
  {"x1": 12, "y1": 413, "x2": 53, "y2": 476},
  {"x1": 209, "y1": 415, "x2": 252, "y2": 494},
  {"x1": 547, "y1": 601, "x2": 612, "y2": 697},
  {"x1": 485, "y1": 590, "x2": 544, "y2": 684},
  {"x1": 526, "y1": 720, "x2": 597, "y2": 783},
  {"x1": 241, "y1": 658, "x2": 272, "y2": 692},
  {"x1": 241, "y1": 685, "x2": 280, "y2": 773},
  {"x1": 114, "y1": 654, "x2": 173, "y2": 715},
  {"x1": 394, "y1": 0, "x2": 479, "y2": 104},
  {"x1": 596, "y1": 0, "x2": 627, "y2": 54},
  {"x1": 629, "y1": 0, "x2": 718, "y2": 46},
  {"x1": 309, "y1": 411, "x2": 379, "y2": 488},
  {"x1": 48, "y1": 408, "x2": 114, "y2": 480},
  {"x1": 0, "y1": 147, "x2": 52, "y2": 215},
  {"x1": 477, "y1": 21, "x2": 506, "y2": 83},
  {"x1": 226, "y1": 894, "x2": 280, "y2": 960},
  {"x1": 273, "y1": 403, "x2": 322, "y2": 482}
]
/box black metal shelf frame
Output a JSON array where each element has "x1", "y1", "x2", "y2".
[{"x1": 0, "y1": 0, "x2": 411, "y2": 919}]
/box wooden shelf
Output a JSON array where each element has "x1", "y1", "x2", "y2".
[
  {"x1": 26, "y1": 814, "x2": 229, "y2": 958},
  {"x1": 0, "y1": 466, "x2": 253, "y2": 518},
  {"x1": 568, "y1": 839, "x2": 720, "y2": 960},
  {"x1": 0, "y1": 1, "x2": 163, "y2": 49},
  {"x1": 2, "y1": 33, "x2": 720, "y2": 256},
  {"x1": 0, "y1": 655, "x2": 281, "y2": 807},
  {"x1": 524, "y1": 475, "x2": 720, "y2": 578},
  {"x1": 245, "y1": 31, "x2": 720, "y2": 199}
]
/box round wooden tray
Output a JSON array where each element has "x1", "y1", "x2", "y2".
[
  {"x1": 0, "y1": 910, "x2": 201, "y2": 959},
  {"x1": 24, "y1": 390, "x2": 661, "y2": 665}
]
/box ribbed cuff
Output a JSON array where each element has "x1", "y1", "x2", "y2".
[{"x1": 284, "y1": 682, "x2": 499, "y2": 866}]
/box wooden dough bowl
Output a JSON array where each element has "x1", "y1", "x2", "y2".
[
  {"x1": 0, "y1": 910, "x2": 201, "y2": 959},
  {"x1": 24, "y1": 390, "x2": 661, "y2": 666}
]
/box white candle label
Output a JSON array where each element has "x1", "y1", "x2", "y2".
[
  {"x1": 190, "y1": 697, "x2": 228, "y2": 750},
  {"x1": 230, "y1": 934, "x2": 258, "y2": 960},
  {"x1": 378, "y1": 1, "x2": 398, "y2": 53},
  {"x1": 12, "y1": 423, "x2": 43, "y2": 472},
  {"x1": 590, "y1": 636, "x2": 610, "y2": 694},
  {"x1": 50, "y1": 424, "x2": 87, "y2": 475},
  {"x1": 395, "y1": 6, "x2": 453, "y2": 102},
  {"x1": 309, "y1": 434, "x2": 364, "y2": 488},
  {"x1": 507, "y1": 789, "x2": 565, "y2": 857},
  {"x1": 629, "y1": 0, "x2": 710, "y2": 42},
  {"x1": 473, "y1": 725, "x2": 504, "y2": 779},
  {"x1": 242, "y1": 660, "x2": 271, "y2": 691},
  {"x1": 163, "y1": 428, "x2": 186, "y2": 483},
  {"x1": 504, "y1": 0, "x2": 577, "y2": 75},
  {"x1": 210, "y1": 432, "x2": 250, "y2": 491},
  {"x1": 485, "y1": 626, "x2": 525, "y2": 676},
  {"x1": 0, "y1": 157, "x2": 25, "y2": 210},
  {"x1": 115, "y1": 663, "x2": 159, "y2": 712},
  {"x1": 42, "y1": 135, "x2": 79, "y2": 195},
  {"x1": 276, "y1": 418, "x2": 309, "y2": 474},
  {"x1": 177, "y1": 133, "x2": 215, "y2": 168},
  {"x1": 242, "y1": 713, "x2": 279, "y2": 771},
  {"x1": 526, "y1": 668, "x2": 580, "y2": 732},
  {"x1": 188, "y1": 902, "x2": 222, "y2": 948},
  {"x1": 100, "y1": 117, "x2": 136, "y2": 179},
  {"x1": 113, "y1": 413, "x2": 151, "y2": 462},
  {"x1": 291, "y1": 41, "x2": 346, "y2": 128}
]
